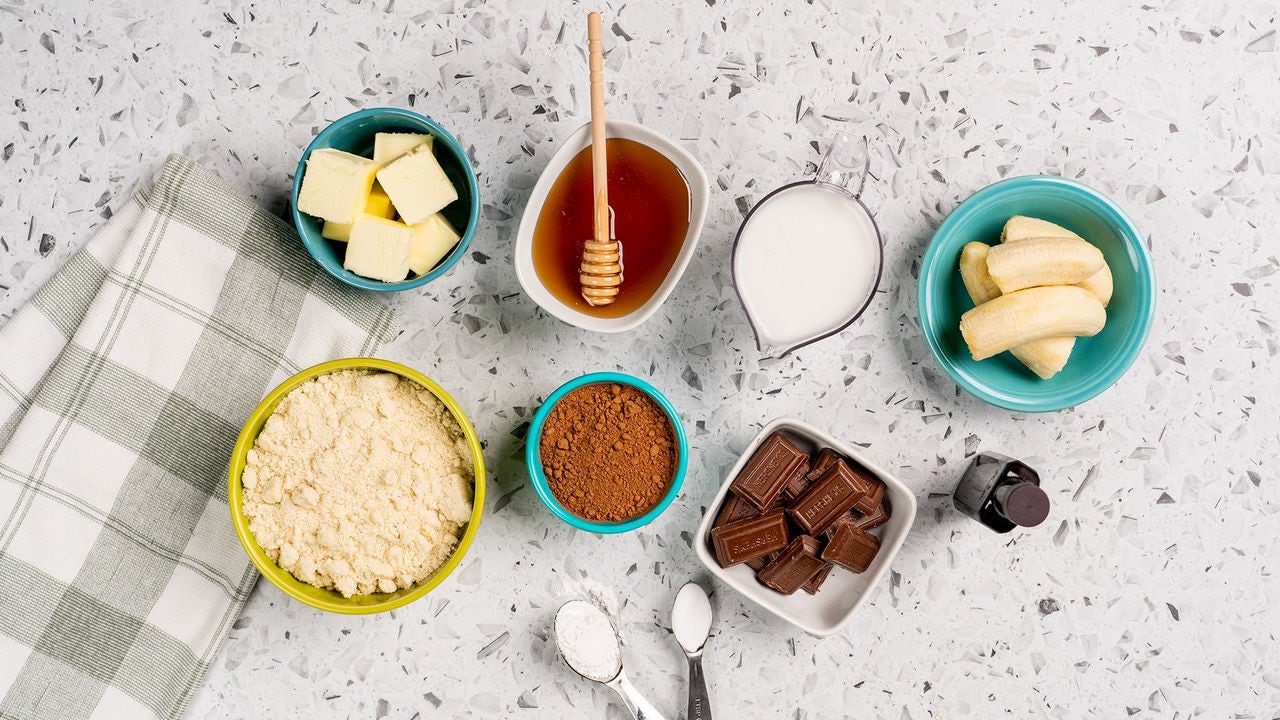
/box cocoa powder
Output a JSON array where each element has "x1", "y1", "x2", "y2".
[{"x1": 540, "y1": 383, "x2": 678, "y2": 522}]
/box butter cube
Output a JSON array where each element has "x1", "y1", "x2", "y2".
[
  {"x1": 375, "y1": 145, "x2": 459, "y2": 225},
  {"x1": 408, "y1": 213, "x2": 462, "y2": 275},
  {"x1": 320, "y1": 185, "x2": 397, "y2": 241},
  {"x1": 321, "y1": 220, "x2": 352, "y2": 242},
  {"x1": 343, "y1": 214, "x2": 414, "y2": 282},
  {"x1": 365, "y1": 184, "x2": 396, "y2": 219},
  {"x1": 373, "y1": 132, "x2": 434, "y2": 165},
  {"x1": 297, "y1": 148, "x2": 379, "y2": 224}
]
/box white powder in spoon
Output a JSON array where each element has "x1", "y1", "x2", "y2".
[
  {"x1": 555, "y1": 600, "x2": 622, "y2": 682},
  {"x1": 671, "y1": 582, "x2": 713, "y2": 653}
]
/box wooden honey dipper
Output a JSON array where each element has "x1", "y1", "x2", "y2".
[{"x1": 580, "y1": 11, "x2": 623, "y2": 307}]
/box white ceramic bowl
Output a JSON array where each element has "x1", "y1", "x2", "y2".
[
  {"x1": 515, "y1": 120, "x2": 709, "y2": 333},
  {"x1": 694, "y1": 418, "x2": 918, "y2": 637}
]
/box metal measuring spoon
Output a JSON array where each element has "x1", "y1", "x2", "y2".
[
  {"x1": 553, "y1": 600, "x2": 668, "y2": 720},
  {"x1": 670, "y1": 582, "x2": 713, "y2": 719}
]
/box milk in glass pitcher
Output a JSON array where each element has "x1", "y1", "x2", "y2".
[{"x1": 731, "y1": 133, "x2": 884, "y2": 358}]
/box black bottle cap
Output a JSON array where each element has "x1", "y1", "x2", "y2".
[{"x1": 994, "y1": 482, "x2": 1050, "y2": 527}]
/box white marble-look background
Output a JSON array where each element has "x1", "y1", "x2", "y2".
[{"x1": 3, "y1": 0, "x2": 1279, "y2": 717}]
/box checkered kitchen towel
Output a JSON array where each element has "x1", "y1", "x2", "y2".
[{"x1": 0, "y1": 155, "x2": 398, "y2": 719}]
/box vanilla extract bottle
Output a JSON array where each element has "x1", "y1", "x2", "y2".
[{"x1": 953, "y1": 451, "x2": 1050, "y2": 533}]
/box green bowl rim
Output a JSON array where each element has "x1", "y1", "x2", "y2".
[
  {"x1": 227, "y1": 357, "x2": 487, "y2": 614},
  {"x1": 917, "y1": 174, "x2": 1157, "y2": 412},
  {"x1": 525, "y1": 371, "x2": 689, "y2": 533},
  {"x1": 290, "y1": 106, "x2": 481, "y2": 293}
]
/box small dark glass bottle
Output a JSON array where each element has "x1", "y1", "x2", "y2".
[{"x1": 954, "y1": 452, "x2": 1050, "y2": 533}]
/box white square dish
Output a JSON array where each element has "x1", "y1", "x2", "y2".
[{"x1": 693, "y1": 417, "x2": 917, "y2": 637}]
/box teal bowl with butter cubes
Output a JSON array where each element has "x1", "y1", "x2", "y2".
[{"x1": 290, "y1": 107, "x2": 480, "y2": 292}]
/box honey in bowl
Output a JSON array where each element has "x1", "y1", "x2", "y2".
[{"x1": 532, "y1": 138, "x2": 690, "y2": 318}]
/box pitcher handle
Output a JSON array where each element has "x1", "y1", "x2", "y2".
[{"x1": 814, "y1": 132, "x2": 869, "y2": 198}]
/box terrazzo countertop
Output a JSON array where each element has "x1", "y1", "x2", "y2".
[{"x1": 3, "y1": 1, "x2": 1279, "y2": 717}]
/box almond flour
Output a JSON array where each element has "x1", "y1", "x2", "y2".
[{"x1": 241, "y1": 369, "x2": 473, "y2": 597}]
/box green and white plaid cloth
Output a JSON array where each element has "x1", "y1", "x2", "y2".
[{"x1": 0, "y1": 155, "x2": 398, "y2": 719}]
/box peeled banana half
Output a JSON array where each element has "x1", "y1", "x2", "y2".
[
  {"x1": 958, "y1": 242, "x2": 1002, "y2": 305},
  {"x1": 986, "y1": 237, "x2": 1105, "y2": 294},
  {"x1": 1076, "y1": 262, "x2": 1113, "y2": 307},
  {"x1": 1001, "y1": 215, "x2": 1083, "y2": 243},
  {"x1": 960, "y1": 285, "x2": 1106, "y2": 361},
  {"x1": 1000, "y1": 216, "x2": 1113, "y2": 307},
  {"x1": 1009, "y1": 336, "x2": 1077, "y2": 380}
]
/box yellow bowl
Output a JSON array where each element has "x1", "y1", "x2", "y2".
[{"x1": 227, "y1": 358, "x2": 486, "y2": 614}]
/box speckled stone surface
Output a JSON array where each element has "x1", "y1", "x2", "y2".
[{"x1": 3, "y1": 1, "x2": 1279, "y2": 718}]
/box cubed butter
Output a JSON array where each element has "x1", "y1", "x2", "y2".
[
  {"x1": 408, "y1": 213, "x2": 462, "y2": 275},
  {"x1": 296, "y1": 148, "x2": 379, "y2": 224},
  {"x1": 343, "y1": 214, "x2": 414, "y2": 282},
  {"x1": 320, "y1": 185, "x2": 397, "y2": 241},
  {"x1": 365, "y1": 184, "x2": 396, "y2": 219},
  {"x1": 375, "y1": 145, "x2": 459, "y2": 225},
  {"x1": 373, "y1": 132, "x2": 434, "y2": 165},
  {"x1": 321, "y1": 220, "x2": 353, "y2": 242}
]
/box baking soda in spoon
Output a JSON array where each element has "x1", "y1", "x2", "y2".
[
  {"x1": 555, "y1": 599, "x2": 622, "y2": 682},
  {"x1": 554, "y1": 599, "x2": 669, "y2": 719}
]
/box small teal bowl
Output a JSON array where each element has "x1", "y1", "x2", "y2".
[
  {"x1": 526, "y1": 372, "x2": 688, "y2": 533},
  {"x1": 918, "y1": 175, "x2": 1156, "y2": 412},
  {"x1": 290, "y1": 107, "x2": 480, "y2": 292}
]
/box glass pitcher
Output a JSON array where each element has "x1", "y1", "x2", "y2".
[{"x1": 731, "y1": 133, "x2": 884, "y2": 358}]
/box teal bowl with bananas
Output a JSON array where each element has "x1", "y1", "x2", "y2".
[{"x1": 918, "y1": 175, "x2": 1156, "y2": 413}]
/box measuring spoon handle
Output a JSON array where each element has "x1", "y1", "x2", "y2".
[
  {"x1": 610, "y1": 671, "x2": 669, "y2": 720},
  {"x1": 687, "y1": 655, "x2": 713, "y2": 720}
]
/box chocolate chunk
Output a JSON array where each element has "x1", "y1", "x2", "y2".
[
  {"x1": 758, "y1": 535, "x2": 826, "y2": 595},
  {"x1": 807, "y1": 447, "x2": 842, "y2": 481},
  {"x1": 802, "y1": 563, "x2": 834, "y2": 594},
  {"x1": 851, "y1": 472, "x2": 885, "y2": 515},
  {"x1": 787, "y1": 458, "x2": 870, "y2": 535},
  {"x1": 821, "y1": 522, "x2": 881, "y2": 573},
  {"x1": 710, "y1": 510, "x2": 789, "y2": 567},
  {"x1": 714, "y1": 493, "x2": 759, "y2": 527},
  {"x1": 853, "y1": 501, "x2": 890, "y2": 531},
  {"x1": 828, "y1": 499, "x2": 891, "y2": 535},
  {"x1": 746, "y1": 550, "x2": 779, "y2": 572},
  {"x1": 729, "y1": 432, "x2": 807, "y2": 510},
  {"x1": 825, "y1": 513, "x2": 852, "y2": 539},
  {"x1": 780, "y1": 456, "x2": 813, "y2": 502}
]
